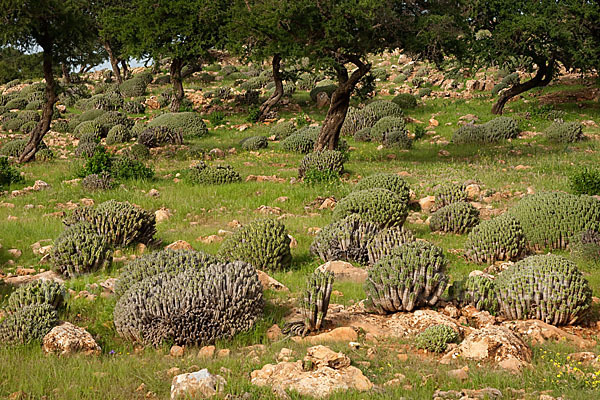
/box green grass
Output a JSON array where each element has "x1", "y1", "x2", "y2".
[{"x1": 0, "y1": 62, "x2": 599, "y2": 399}]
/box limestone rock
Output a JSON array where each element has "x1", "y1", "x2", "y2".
[
  {"x1": 165, "y1": 240, "x2": 193, "y2": 251},
  {"x1": 171, "y1": 369, "x2": 226, "y2": 399},
  {"x1": 266, "y1": 324, "x2": 283, "y2": 341},
  {"x1": 316, "y1": 261, "x2": 367, "y2": 283},
  {"x1": 442, "y1": 326, "x2": 531, "y2": 372},
  {"x1": 170, "y1": 345, "x2": 185, "y2": 358},
  {"x1": 419, "y1": 196, "x2": 436, "y2": 212},
  {"x1": 292, "y1": 327, "x2": 358, "y2": 345},
  {"x1": 42, "y1": 322, "x2": 101, "y2": 356},
  {"x1": 4, "y1": 270, "x2": 64, "y2": 286},
  {"x1": 256, "y1": 270, "x2": 288, "y2": 292},
  {"x1": 502, "y1": 320, "x2": 596, "y2": 349},
  {"x1": 465, "y1": 184, "x2": 481, "y2": 200},
  {"x1": 251, "y1": 346, "x2": 372, "y2": 398},
  {"x1": 198, "y1": 345, "x2": 215, "y2": 358},
  {"x1": 155, "y1": 208, "x2": 172, "y2": 222}
]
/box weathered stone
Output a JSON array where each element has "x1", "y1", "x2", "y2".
[
  {"x1": 292, "y1": 327, "x2": 358, "y2": 344},
  {"x1": 4, "y1": 270, "x2": 64, "y2": 286},
  {"x1": 316, "y1": 261, "x2": 367, "y2": 283},
  {"x1": 266, "y1": 324, "x2": 283, "y2": 341},
  {"x1": 419, "y1": 196, "x2": 436, "y2": 212},
  {"x1": 42, "y1": 322, "x2": 101, "y2": 356},
  {"x1": 165, "y1": 240, "x2": 193, "y2": 251},
  {"x1": 447, "y1": 367, "x2": 469, "y2": 381},
  {"x1": 304, "y1": 345, "x2": 350, "y2": 369},
  {"x1": 171, "y1": 369, "x2": 226, "y2": 399},
  {"x1": 465, "y1": 184, "x2": 481, "y2": 200},
  {"x1": 155, "y1": 208, "x2": 172, "y2": 223},
  {"x1": 197, "y1": 345, "x2": 215, "y2": 359},
  {"x1": 256, "y1": 270, "x2": 288, "y2": 292},
  {"x1": 502, "y1": 320, "x2": 597, "y2": 349},
  {"x1": 316, "y1": 92, "x2": 330, "y2": 109},
  {"x1": 170, "y1": 345, "x2": 185, "y2": 358}
]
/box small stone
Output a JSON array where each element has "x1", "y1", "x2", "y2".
[
  {"x1": 209, "y1": 148, "x2": 225, "y2": 158},
  {"x1": 170, "y1": 369, "x2": 226, "y2": 399},
  {"x1": 165, "y1": 240, "x2": 193, "y2": 251},
  {"x1": 42, "y1": 322, "x2": 101, "y2": 356},
  {"x1": 167, "y1": 367, "x2": 182, "y2": 377},
  {"x1": 155, "y1": 208, "x2": 171, "y2": 222},
  {"x1": 147, "y1": 189, "x2": 160, "y2": 197},
  {"x1": 16, "y1": 267, "x2": 36, "y2": 276},
  {"x1": 7, "y1": 249, "x2": 22, "y2": 258},
  {"x1": 419, "y1": 196, "x2": 436, "y2": 212},
  {"x1": 447, "y1": 367, "x2": 469, "y2": 381},
  {"x1": 275, "y1": 196, "x2": 289, "y2": 202},
  {"x1": 316, "y1": 92, "x2": 330, "y2": 108},
  {"x1": 266, "y1": 324, "x2": 283, "y2": 341},
  {"x1": 217, "y1": 349, "x2": 230, "y2": 358},
  {"x1": 198, "y1": 345, "x2": 215, "y2": 358},
  {"x1": 316, "y1": 260, "x2": 367, "y2": 283},
  {"x1": 170, "y1": 345, "x2": 185, "y2": 358},
  {"x1": 397, "y1": 353, "x2": 409, "y2": 362},
  {"x1": 256, "y1": 270, "x2": 288, "y2": 292},
  {"x1": 277, "y1": 348, "x2": 294, "y2": 362}
]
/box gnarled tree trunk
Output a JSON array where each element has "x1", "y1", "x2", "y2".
[
  {"x1": 121, "y1": 60, "x2": 130, "y2": 80},
  {"x1": 492, "y1": 59, "x2": 554, "y2": 115},
  {"x1": 315, "y1": 57, "x2": 370, "y2": 151},
  {"x1": 19, "y1": 49, "x2": 56, "y2": 163},
  {"x1": 103, "y1": 40, "x2": 122, "y2": 84},
  {"x1": 257, "y1": 54, "x2": 283, "y2": 122},
  {"x1": 170, "y1": 58, "x2": 185, "y2": 112}
]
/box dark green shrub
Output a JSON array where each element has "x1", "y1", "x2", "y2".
[
  {"x1": 455, "y1": 274, "x2": 499, "y2": 314},
  {"x1": 124, "y1": 143, "x2": 150, "y2": 161},
  {"x1": 114, "y1": 261, "x2": 263, "y2": 346},
  {"x1": 122, "y1": 100, "x2": 145, "y2": 114},
  {"x1": 546, "y1": 121, "x2": 584, "y2": 143},
  {"x1": 0, "y1": 304, "x2": 58, "y2": 345},
  {"x1": 415, "y1": 325, "x2": 458, "y2": 353},
  {"x1": 483, "y1": 116, "x2": 520, "y2": 141},
  {"x1": 434, "y1": 183, "x2": 467, "y2": 208},
  {"x1": 392, "y1": 93, "x2": 417, "y2": 109},
  {"x1": 496, "y1": 254, "x2": 592, "y2": 325},
  {"x1": 429, "y1": 202, "x2": 480, "y2": 234},
  {"x1": 111, "y1": 156, "x2": 154, "y2": 180},
  {"x1": 50, "y1": 222, "x2": 113, "y2": 277},
  {"x1": 6, "y1": 280, "x2": 66, "y2": 312},
  {"x1": 365, "y1": 241, "x2": 448, "y2": 313},
  {"x1": 451, "y1": 124, "x2": 488, "y2": 144},
  {"x1": 270, "y1": 121, "x2": 296, "y2": 140},
  {"x1": 146, "y1": 112, "x2": 208, "y2": 137},
  {"x1": 281, "y1": 129, "x2": 317, "y2": 153},
  {"x1": 138, "y1": 126, "x2": 183, "y2": 148},
  {"x1": 119, "y1": 77, "x2": 147, "y2": 97},
  {"x1": 309, "y1": 84, "x2": 337, "y2": 102},
  {"x1": 218, "y1": 218, "x2": 292, "y2": 271},
  {"x1": 106, "y1": 124, "x2": 131, "y2": 145},
  {"x1": 74, "y1": 120, "x2": 105, "y2": 138},
  {"x1": 51, "y1": 119, "x2": 69, "y2": 133},
  {"x1": 35, "y1": 148, "x2": 54, "y2": 162},
  {"x1": 82, "y1": 172, "x2": 115, "y2": 191},
  {"x1": 366, "y1": 226, "x2": 416, "y2": 264},
  {"x1": 188, "y1": 162, "x2": 241, "y2": 184},
  {"x1": 354, "y1": 127, "x2": 371, "y2": 142},
  {"x1": 370, "y1": 116, "x2": 411, "y2": 148},
  {"x1": 570, "y1": 168, "x2": 600, "y2": 196},
  {"x1": 418, "y1": 87, "x2": 432, "y2": 97},
  {"x1": 464, "y1": 214, "x2": 527, "y2": 264},
  {"x1": 241, "y1": 136, "x2": 268, "y2": 151},
  {"x1": 354, "y1": 173, "x2": 411, "y2": 206},
  {"x1": 298, "y1": 150, "x2": 345, "y2": 178},
  {"x1": 75, "y1": 141, "x2": 100, "y2": 158},
  {"x1": 333, "y1": 188, "x2": 408, "y2": 229},
  {"x1": 0, "y1": 156, "x2": 23, "y2": 188},
  {"x1": 363, "y1": 100, "x2": 403, "y2": 121},
  {"x1": 77, "y1": 146, "x2": 111, "y2": 175},
  {"x1": 64, "y1": 199, "x2": 156, "y2": 247}
]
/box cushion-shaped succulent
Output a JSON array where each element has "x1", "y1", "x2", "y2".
[
  {"x1": 429, "y1": 202, "x2": 480, "y2": 234},
  {"x1": 0, "y1": 304, "x2": 58, "y2": 345},
  {"x1": 298, "y1": 150, "x2": 345, "y2": 178},
  {"x1": 464, "y1": 214, "x2": 527, "y2": 264},
  {"x1": 366, "y1": 226, "x2": 416, "y2": 265},
  {"x1": 434, "y1": 183, "x2": 467, "y2": 208},
  {"x1": 333, "y1": 188, "x2": 408, "y2": 229},
  {"x1": 6, "y1": 280, "x2": 67, "y2": 313},
  {"x1": 188, "y1": 162, "x2": 241, "y2": 185},
  {"x1": 415, "y1": 324, "x2": 459, "y2": 353},
  {"x1": 354, "y1": 173, "x2": 411, "y2": 206}
]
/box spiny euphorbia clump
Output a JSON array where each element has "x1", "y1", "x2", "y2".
[
  {"x1": 0, "y1": 304, "x2": 58, "y2": 345},
  {"x1": 429, "y1": 202, "x2": 480, "y2": 234},
  {"x1": 434, "y1": 183, "x2": 467, "y2": 208},
  {"x1": 64, "y1": 200, "x2": 156, "y2": 247},
  {"x1": 495, "y1": 254, "x2": 592, "y2": 325},
  {"x1": 310, "y1": 214, "x2": 380, "y2": 264},
  {"x1": 545, "y1": 121, "x2": 584, "y2": 143},
  {"x1": 570, "y1": 230, "x2": 600, "y2": 263},
  {"x1": 241, "y1": 136, "x2": 269, "y2": 151},
  {"x1": 365, "y1": 241, "x2": 448, "y2": 314},
  {"x1": 300, "y1": 270, "x2": 334, "y2": 335},
  {"x1": 218, "y1": 218, "x2": 292, "y2": 271},
  {"x1": 456, "y1": 274, "x2": 499, "y2": 314},
  {"x1": 50, "y1": 222, "x2": 113, "y2": 277},
  {"x1": 114, "y1": 249, "x2": 218, "y2": 299},
  {"x1": 114, "y1": 261, "x2": 263, "y2": 346},
  {"x1": 354, "y1": 173, "x2": 411, "y2": 206},
  {"x1": 366, "y1": 226, "x2": 416, "y2": 265},
  {"x1": 6, "y1": 280, "x2": 67, "y2": 313},
  {"x1": 138, "y1": 126, "x2": 183, "y2": 148},
  {"x1": 298, "y1": 150, "x2": 345, "y2": 178},
  {"x1": 146, "y1": 112, "x2": 208, "y2": 137},
  {"x1": 188, "y1": 161, "x2": 241, "y2": 184},
  {"x1": 506, "y1": 191, "x2": 600, "y2": 250},
  {"x1": 464, "y1": 214, "x2": 527, "y2": 264},
  {"x1": 332, "y1": 188, "x2": 409, "y2": 229},
  {"x1": 415, "y1": 324, "x2": 459, "y2": 353}
]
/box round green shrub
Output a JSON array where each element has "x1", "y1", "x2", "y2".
[
  {"x1": 138, "y1": 126, "x2": 183, "y2": 148},
  {"x1": 298, "y1": 150, "x2": 345, "y2": 178},
  {"x1": 188, "y1": 162, "x2": 241, "y2": 185},
  {"x1": 434, "y1": 183, "x2": 467, "y2": 208},
  {"x1": 363, "y1": 100, "x2": 404, "y2": 121},
  {"x1": 74, "y1": 120, "x2": 105, "y2": 138},
  {"x1": 6, "y1": 280, "x2": 67, "y2": 313},
  {"x1": 415, "y1": 325, "x2": 458, "y2": 353},
  {"x1": 545, "y1": 121, "x2": 584, "y2": 143},
  {"x1": 218, "y1": 218, "x2": 292, "y2": 271},
  {"x1": 310, "y1": 214, "x2": 380, "y2": 264},
  {"x1": 114, "y1": 261, "x2": 263, "y2": 346},
  {"x1": 124, "y1": 143, "x2": 150, "y2": 161},
  {"x1": 119, "y1": 77, "x2": 147, "y2": 97},
  {"x1": 354, "y1": 173, "x2": 411, "y2": 206},
  {"x1": 51, "y1": 119, "x2": 69, "y2": 133},
  {"x1": 50, "y1": 222, "x2": 113, "y2": 277},
  {"x1": 429, "y1": 202, "x2": 480, "y2": 234},
  {"x1": 365, "y1": 241, "x2": 448, "y2": 313},
  {"x1": 270, "y1": 121, "x2": 296, "y2": 140},
  {"x1": 506, "y1": 192, "x2": 600, "y2": 250},
  {"x1": 75, "y1": 141, "x2": 100, "y2": 158},
  {"x1": 281, "y1": 130, "x2": 316, "y2": 154},
  {"x1": 570, "y1": 168, "x2": 600, "y2": 196},
  {"x1": 110, "y1": 156, "x2": 154, "y2": 180},
  {"x1": 451, "y1": 124, "x2": 487, "y2": 144},
  {"x1": 370, "y1": 116, "x2": 411, "y2": 148},
  {"x1": 496, "y1": 254, "x2": 592, "y2": 325},
  {"x1": 455, "y1": 274, "x2": 499, "y2": 314},
  {"x1": 464, "y1": 214, "x2": 527, "y2": 264},
  {"x1": 0, "y1": 304, "x2": 58, "y2": 345},
  {"x1": 147, "y1": 112, "x2": 208, "y2": 137},
  {"x1": 82, "y1": 172, "x2": 115, "y2": 191},
  {"x1": 333, "y1": 188, "x2": 408, "y2": 229},
  {"x1": 366, "y1": 226, "x2": 416, "y2": 265},
  {"x1": 483, "y1": 116, "x2": 520, "y2": 141},
  {"x1": 241, "y1": 136, "x2": 268, "y2": 151},
  {"x1": 106, "y1": 124, "x2": 131, "y2": 145},
  {"x1": 392, "y1": 93, "x2": 417, "y2": 109},
  {"x1": 122, "y1": 100, "x2": 145, "y2": 114},
  {"x1": 354, "y1": 127, "x2": 371, "y2": 142},
  {"x1": 35, "y1": 148, "x2": 54, "y2": 162}
]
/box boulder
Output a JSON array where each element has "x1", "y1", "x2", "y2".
[
  {"x1": 165, "y1": 240, "x2": 193, "y2": 251},
  {"x1": 316, "y1": 261, "x2": 367, "y2": 283},
  {"x1": 442, "y1": 326, "x2": 531, "y2": 373},
  {"x1": 292, "y1": 327, "x2": 358, "y2": 344},
  {"x1": 502, "y1": 320, "x2": 596, "y2": 349},
  {"x1": 256, "y1": 270, "x2": 288, "y2": 292},
  {"x1": 419, "y1": 196, "x2": 436, "y2": 212},
  {"x1": 42, "y1": 322, "x2": 101, "y2": 356},
  {"x1": 251, "y1": 346, "x2": 372, "y2": 398},
  {"x1": 171, "y1": 369, "x2": 226, "y2": 399}
]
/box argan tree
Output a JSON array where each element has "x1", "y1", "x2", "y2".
[
  {"x1": 110, "y1": 0, "x2": 230, "y2": 112},
  {"x1": 0, "y1": 0, "x2": 95, "y2": 162},
  {"x1": 467, "y1": 0, "x2": 600, "y2": 114}
]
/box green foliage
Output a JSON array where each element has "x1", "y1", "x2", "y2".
[
  {"x1": 246, "y1": 106, "x2": 261, "y2": 123},
  {"x1": 206, "y1": 111, "x2": 225, "y2": 126},
  {"x1": 298, "y1": 150, "x2": 345, "y2": 179},
  {"x1": 75, "y1": 141, "x2": 100, "y2": 158},
  {"x1": 434, "y1": 183, "x2": 467, "y2": 208},
  {"x1": 82, "y1": 172, "x2": 115, "y2": 191},
  {"x1": 50, "y1": 222, "x2": 113, "y2": 278},
  {"x1": 188, "y1": 162, "x2": 241, "y2": 185},
  {"x1": 35, "y1": 148, "x2": 54, "y2": 162},
  {"x1": 418, "y1": 87, "x2": 432, "y2": 97},
  {"x1": 310, "y1": 214, "x2": 380, "y2": 264},
  {"x1": 6, "y1": 280, "x2": 66, "y2": 313},
  {"x1": 333, "y1": 188, "x2": 408, "y2": 229},
  {"x1": 392, "y1": 93, "x2": 418, "y2": 109},
  {"x1": 114, "y1": 249, "x2": 218, "y2": 299},
  {"x1": 106, "y1": 124, "x2": 131, "y2": 145},
  {"x1": 353, "y1": 127, "x2": 371, "y2": 142},
  {"x1": 300, "y1": 271, "x2": 334, "y2": 334},
  {"x1": 281, "y1": 129, "x2": 317, "y2": 154},
  {"x1": 122, "y1": 100, "x2": 145, "y2": 114},
  {"x1": 506, "y1": 192, "x2": 600, "y2": 250},
  {"x1": 240, "y1": 136, "x2": 268, "y2": 151},
  {"x1": 218, "y1": 218, "x2": 292, "y2": 271},
  {"x1": 545, "y1": 121, "x2": 584, "y2": 143},
  {"x1": 270, "y1": 120, "x2": 296, "y2": 140},
  {"x1": 413, "y1": 125, "x2": 426, "y2": 140},
  {"x1": 570, "y1": 168, "x2": 600, "y2": 196},
  {"x1": 64, "y1": 200, "x2": 156, "y2": 247},
  {"x1": 415, "y1": 325, "x2": 458, "y2": 353},
  {"x1": 569, "y1": 230, "x2": 600, "y2": 264},
  {"x1": 454, "y1": 274, "x2": 499, "y2": 314},
  {"x1": 370, "y1": 116, "x2": 411, "y2": 148},
  {"x1": 0, "y1": 156, "x2": 23, "y2": 188},
  {"x1": 114, "y1": 261, "x2": 263, "y2": 346},
  {"x1": 0, "y1": 304, "x2": 58, "y2": 346},
  {"x1": 138, "y1": 126, "x2": 183, "y2": 148},
  {"x1": 452, "y1": 117, "x2": 520, "y2": 144},
  {"x1": 429, "y1": 202, "x2": 480, "y2": 234},
  {"x1": 74, "y1": 120, "x2": 105, "y2": 139},
  {"x1": 354, "y1": 173, "x2": 411, "y2": 206},
  {"x1": 77, "y1": 146, "x2": 112, "y2": 176},
  {"x1": 365, "y1": 241, "x2": 448, "y2": 313},
  {"x1": 119, "y1": 77, "x2": 147, "y2": 98},
  {"x1": 496, "y1": 254, "x2": 592, "y2": 325},
  {"x1": 341, "y1": 106, "x2": 372, "y2": 137},
  {"x1": 124, "y1": 143, "x2": 150, "y2": 161},
  {"x1": 110, "y1": 156, "x2": 154, "y2": 181},
  {"x1": 464, "y1": 214, "x2": 527, "y2": 264},
  {"x1": 363, "y1": 100, "x2": 404, "y2": 121},
  {"x1": 146, "y1": 112, "x2": 208, "y2": 138},
  {"x1": 366, "y1": 226, "x2": 416, "y2": 265}
]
